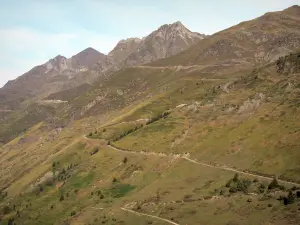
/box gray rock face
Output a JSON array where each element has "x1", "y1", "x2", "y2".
[
  {"x1": 109, "y1": 38, "x2": 142, "y2": 63},
  {"x1": 117, "y1": 21, "x2": 205, "y2": 67}
]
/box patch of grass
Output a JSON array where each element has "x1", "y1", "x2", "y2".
[
  {"x1": 69, "y1": 171, "x2": 95, "y2": 189},
  {"x1": 106, "y1": 184, "x2": 135, "y2": 198}
]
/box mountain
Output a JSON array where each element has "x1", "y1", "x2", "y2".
[
  {"x1": 151, "y1": 5, "x2": 300, "y2": 68},
  {"x1": 0, "y1": 6, "x2": 300, "y2": 225},
  {"x1": 0, "y1": 48, "x2": 106, "y2": 110},
  {"x1": 70, "y1": 47, "x2": 107, "y2": 68},
  {"x1": 0, "y1": 22, "x2": 205, "y2": 111},
  {"x1": 118, "y1": 21, "x2": 205, "y2": 67},
  {"x1": 108, "y1": 38, "x2": 142, "y2": 63}
]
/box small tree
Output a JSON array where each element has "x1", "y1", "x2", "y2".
[
  {"x1": 59, "y1": 195, "x2": 64, "y2": 201},
  {"x1": 7, "y1": 218, "x2": 14, "y2": 225},
  {"x1": 285, "y1": 190, "x2": 295, "y2": 205},
  {"x1": 3, "y1": 205, "x2": 11, "y2": 214},
  {"x1": 258, "y1": 184, "x2": 266, "y2": 194},
  {"x1": 233, "y1": 173, "x2": 239, "y2": 182},
  {"x1": 268, "y1": 178, "x2": 279, "y2": 190},
  {"x1": 225, "y1": 179, "x2": 232, "y2": 187}
]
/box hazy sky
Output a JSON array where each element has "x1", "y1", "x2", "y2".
[{"x1": 0, "y1": 0, "x2": 299, "y2": 87}]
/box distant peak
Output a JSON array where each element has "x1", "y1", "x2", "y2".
[
  {"x1": 52, "y1": 55, "x2": 67, "y2": 61},
  {"x1": 282, "y1": 4, "x2": 300, "y2": 15},
  {"x1": 158, "y1": 21, "x2": 188, "y2": 31},
  {"x1": 171, "y1": 21, "x2": 184, "y2": 26},
  {"x1": 81, "y1": 47, "x2": 101, "y2": 54},
  {"x1": 118, "y1": 38, "x2": 142, "y2": 45}
]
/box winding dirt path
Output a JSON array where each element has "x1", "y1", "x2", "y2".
[
  {"x1": 121, "y1": 207, "x2": 180, "y2": 225},
  {"x1": 107, "y1": 145, "x2": 300, "y2": 186}
]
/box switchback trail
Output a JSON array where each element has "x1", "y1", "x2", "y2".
[
  {"x1": 121, "y1": 207, "x2": 180, "y2": 225},
  {"x1": 107, "y1": 145, "x2": 300, "y2": 186}
]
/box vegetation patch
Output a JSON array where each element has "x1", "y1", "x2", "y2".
[{"x1": 106, "y1": 183, "x2": 135, "y2": 198}]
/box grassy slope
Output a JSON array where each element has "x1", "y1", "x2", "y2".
[{"x1": 0, "y1": 53, "x2": 300, "y2": 225}]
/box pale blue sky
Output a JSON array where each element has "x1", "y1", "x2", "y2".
[{"x1": 0, "y1": 0, "x2": 299, "y2": 87}]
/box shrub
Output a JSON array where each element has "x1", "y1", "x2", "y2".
[
  {"x1": 268, "y1": 203, "x2": 273, "y2": 207},
  {"x1": 233, "y1": 173, "x2": 239, "y2": 182},
  {"x1": 100, "y1": 194, "x2": 104, "y2": 199},
  {"x1": 52, "y1": 162, "x2": 56, "y2": 168},
  {"x1": 59, "y1": 195, "x2": 64, "y2": 201},
  {"x1": 268, "y1": 178, "x2": 280, "y2": 190},
  {"x1": 286, "y1": 191, "x2": 295, "y2": 205},
  {"x1": 50, "y1": 204, "x2": 54, "y2": 209},
  {"x1": 258, "y1": 184, "x2": 266, "y2": 194},
  {"x1": 253, "y1": 178, "x2": 258, "y2": 183},
  {"x1": 112, "y1": 177, "x2": 117, "y2": 183},
  {"x1": 123, "y1": 157, "x2": 128, "y2": 164},
  {"x1": 7, "y1": 218, "x2": 14, "y2": 225},
  {"x1": 291, "y1": 186, "x2": 298, "y2": 191},
  {"x1": 236, "y1": 179, "x2": 252, "y2": 193},
  {"x1": 89, "y1": 147, "x2": 99, "y2": 156},
  {"x1": 225, "y1": 179, "x2": 232, "y2": 187},
  {"x1": 279, "y1": 185, "x2": 286, "y2": 191},
  {"x1": 103, "y1": 128, "x2": 106, "y2": 132},
  {"x1": 3, "y1": 206, "x2": 11, "y2": 214},
  {"x1": 229, "y1": 186, "x2": 238, "y2": 193},
  {"x1": 70, "y1": 211, "x2": 76, "y2": 216},
  {"x1": 296, "y1": 191, "x2": 300, "y2": 198}
]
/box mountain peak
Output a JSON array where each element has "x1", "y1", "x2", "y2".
[
  {"x1": 80, "y1": 47, "x2": 101, "y2": 54},
  {"x1": 117, "y1": 38, "x2": 142, "y2": 45},
  {"x1": 71, "y1": 47, "x2": 106, "y2": 68},
  {"x1": 283, "y1": 4, "x2": 300, "y2": 15},
  {"x1": 52, "y1": 55, "x2": 67, "y2": 61},
  {"x1": 171, "y1": 21, "x2": 184, "y2": 27}
]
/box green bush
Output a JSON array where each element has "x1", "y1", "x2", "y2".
[
  {"x1": 225, "y1": 179, "x2": 232, "y2": 187},
  {"x1": 283, "y1": 191, "x2": 295, "y2": 205},
  {"x1": 233, "y1": 173, "x2": 239, "y2": 182},
  {"x1": 258, "y1": 184, "x2": 266, "y2": 194},
  {"x1": 229, "y1": 186, "x2": 238, "y2": 193},
  {"x1": 7, "y1": 218, "x2": 14, "y2": 225},
  {"x1": 89, "y1": 147, "x2": 99, "y2": 155},
  {"x1": 268, "y1": 178, "x2": 280, "y2": 190},
  {"x1": 59, "y1": 195, "x2": 64, "y2": 201},
  {"x1": 3, "y1": 205, "x2": 11, "y2": 214},
  {"x1": 236, "y1": 179, "x2": 252, "y2": 193}
]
